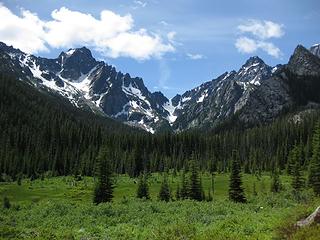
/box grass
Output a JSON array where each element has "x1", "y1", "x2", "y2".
[{"x1": 0, "y1": 173, "x2": 319, "y2": 239}]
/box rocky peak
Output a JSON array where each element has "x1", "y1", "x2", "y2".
[
  {"x1": 244, "y1": 56, "x2": 264, "y2": 65},
  {"x1": 152, "y1": 91, "x2": 169, "y2": 106},
  {"x1": 236, "y1": 56, "x2": 272, "y2": 85},
  {"x1": 58, "y1": 46, "x2": 98, "y2": 80},
  {"x1": 310, "y1": 43, "x2": 320, "y2": 58},
  {"x1": 288, "y1": 44, "x2": 320, "y2": 76},
  {"x1": 171, "y1": 94, "x2": 182, "y2": 107}
]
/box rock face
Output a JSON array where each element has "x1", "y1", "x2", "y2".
[{"x1": 0, "y1": 41, "x2": 320, "y2": 133}]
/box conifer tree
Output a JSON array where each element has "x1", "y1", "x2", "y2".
[
  {"x1": 308, "y1": 122, "x2": 320, "y2": 195},
  {"x1": 292, "y1": 158, "x2": 305, "y2": 193},
  {"x1": 93, "y1": 146, "x2": 114, "y2": 204},
  {"x1": 137, "y1": 173, "x2": 150, "y2": 199},
  {"x1": 158, "y1": 174, "x2": 171, "y2": 201},
  {"x1": 289, "y1": 145, "x2": 305, "y2": 193},
  {"x1": 271, "y1": 168, "x2": 281, "y2": 193},
  {"x1": 229, "y1": 150, "x2": 246, "y2": 203},
  {"x1": 180, "y1": 170, "x2": 189, "y2": 199},
  {"x1": 189, "y1": 160, "x2": 204, "y2": 201}
]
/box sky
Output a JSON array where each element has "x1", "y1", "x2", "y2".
[{"x1": 0, "y1": 0, "x2": 319, "y2": 98}]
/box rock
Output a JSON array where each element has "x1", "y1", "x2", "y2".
[{"x1": 296, "y1": 206, "x2": 320, "y2": 227}]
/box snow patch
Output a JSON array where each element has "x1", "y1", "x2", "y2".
[
  {"x1": 181, "y1": 96, "x2": 191, "y2": 103},
  {"x1": 272, "y1": 66, "x2": 278, "y2": 73},
  {"x1": 122, "y1": 82, "x2": 151, "y2": 107},
  {"x1": 66, "y1": 49, "x2": 76, "y2": 56},
  {"x1": 238, "y1": 62, "x2": 260, "y2": 76},
  {"x1": 163, "y1": 100, "x2": 177, "y2": 123}
]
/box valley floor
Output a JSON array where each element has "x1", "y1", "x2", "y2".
[{"x1": 0, "y1": 174, "x2": 319, "y2": 239}]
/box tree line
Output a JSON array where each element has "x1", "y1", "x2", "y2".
[
  {"x1": 1, "y1": 74, "x2": 320, "y2": 191},
  {"x1": 94, "y1": 121, "x2": 320, "y2": 204}
]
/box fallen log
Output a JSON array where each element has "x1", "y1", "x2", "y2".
[{"x1": 296, "y1": 206, "x2": 320, "y2": 227}]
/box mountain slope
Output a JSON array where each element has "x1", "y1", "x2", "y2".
[
  {"x1": 0, "y1": 73, "x2": 146, "y2": 176},
  {"x1": 0, "y1": 42, "x2": 171, "y2": 133}
]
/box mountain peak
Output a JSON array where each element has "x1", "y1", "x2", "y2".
[
  {"x1": 288, "y1": 44, "x2": 320, "y2": 76},
  {"x1": 58, "y1": 46, "x2": 97, "y2": 79},
  {"x1": 310, "y1": 43, "x2": 320, "y2": 58},
  {"x1": 236, "y1": 56, "x2": 271, "y2": 84},
  {"x1": 294, "y1": 44, "x2": 309, "y2": 54},
  {"x1": 60, "y1": 46, "x2": 93, "y2": 59},
  {"x1": 243, "y1": 56, "x2": 265, "y2": 66}
]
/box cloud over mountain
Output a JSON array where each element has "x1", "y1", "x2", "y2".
[
  {"x1": 235, "y1": 19, "x2": 284, "y2": 58},
  {"x1": 0, "y1": 5, "x2": 174, "y2": 60}
]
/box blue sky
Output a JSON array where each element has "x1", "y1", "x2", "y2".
[{"x1": 1, "y1": 0, "x2": 319, "y2": 97}]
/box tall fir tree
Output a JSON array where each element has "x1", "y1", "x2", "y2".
[
  {"x1": 93, "y1": 146, "x2": 114, "y2": 204},
  {"x1": 189, "y1": 160, "x2": 204, "y2": 201},
  {"x1": 158, "y1": 174, "x2": 171, "y2": 202},
  {"x1": 308, "y1": 121, "x2": 320, "y2": 195},
  {"x1": 180, "y1": 169, "x2": 189, "y2": 200},
  {"x1": 229, "y1": 150, "x2": 246, "y2": 203},
  {"x1": 271, "y1": 168, "x2": 281, "y2": 193},
  {"x1": 136, "y1": 173, "x2": 150, "y2": 199},
  {"x1": 292, "y1": 159, "x2": 305, "y2": 193}
]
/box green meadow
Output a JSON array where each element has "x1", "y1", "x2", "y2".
[{"x1": 0, "y1": 173, "x2": 319, "y2": 239}]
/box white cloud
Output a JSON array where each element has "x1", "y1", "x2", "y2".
[
  {"x1": 0, "y1": 5, "x2": 174, "y2": 60},
  {"x1": 187, "y1": 53, "x2": 205, "y2": 60},
  {"x1": 0, "y1": 4, "x2": 48, "y2": 53},
  {"x1": 235, "y1": 19, "x2": 284, "y2": 58},
  {"x1": 235, "y1": 37, "x2": 281, "y2": 58},
  {"x1": 235, "y1": 37, "x2": 257, "y2": 54},
  {"x1": 238, "y1": 20, "x2": 284, "y2": 40},
  {"x1": 257, "y1": 41, "x2": 282, "y2": 58}
]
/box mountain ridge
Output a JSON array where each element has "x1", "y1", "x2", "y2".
[{"x1": 0, "y1": 41, "x2": 320, "y2": 133}]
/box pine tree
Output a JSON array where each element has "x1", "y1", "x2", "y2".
[
  {"x1": 158, "y1": 174, "x2": 171, "y2": 202},
  {"x1": 93, "y1": 146, "x2": 114, "y2": 204},
  {"x1": 229, "y1": 150, "x2": 246, "y2": 203},
  {"x1": 271, "y1": 168, "x2": 281, "y2": 193},
  {"x1": 136, "y1": 173, "x2": 150, "y2": 199},
  {"x1": 292, "y1": 154, "x2": 305, "y2": 193},
  {"x1": 180, "y1": 170, "x2": 189, "y2": 199},
  {"x1": 308, "y1": 122, "x2": 320, "y2": 195},
  {"x1": 189, "y1": 160, "x2": 204, "y2": 201}
]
